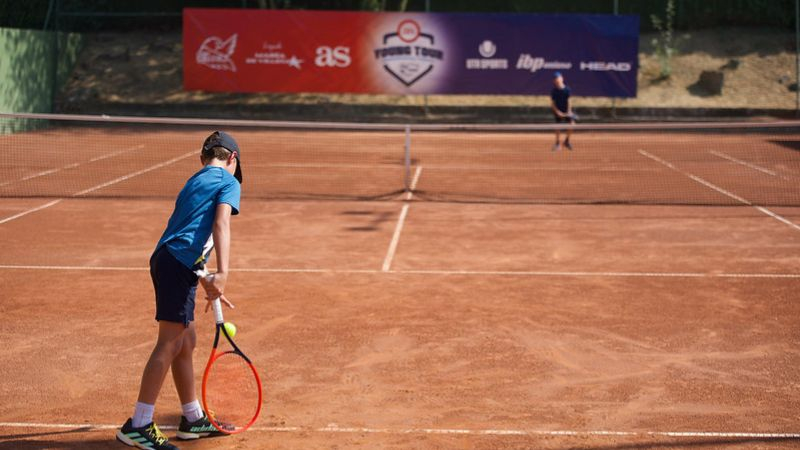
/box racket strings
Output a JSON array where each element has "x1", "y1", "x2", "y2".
[{"x1": 204, "y1": 351, "x2": 261, "y2": 431}]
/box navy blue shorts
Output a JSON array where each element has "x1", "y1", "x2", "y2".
[
  {"x1": 150, "y1": 245, "x2": 198, "y2": 326},
  {"x1": 553, "y1": 114, "x2": 575, "y2": 124}
]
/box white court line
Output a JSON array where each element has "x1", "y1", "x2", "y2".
[
  {"x1": 73, "y1": 150, "x2": 196, "y2": 197},
  {"x1": 0, "y1": 422, "x2": 798, "y2": 440},
  {"x1": 708, "y1": 150, "x2": 778, "y2": 177},
  {"x1": 0, "y1": 150, "x2": 196, "y2": 224},
  {"x1": 382, "y1": 166, "x2": 423, "y2": 272},
  {"x1": 638, "y1": 150, "x2": 800, "y2": 232},
  {"x1": 415, "y1": 165, "x2": 661, "y2": 172},
  {"x1": 0, "y1": 144, "x2": 145, "y2": 188},
  {"x1": 0, "y1": 199, "x2": 63, "y2": 225},
  {"x1": 0, "y1": 264, "x2": 798, "y2": 279},
  {"x1": 262, "y1": 162, "x2": 404, "y2": 169},
  {"x1": 382, "y1": 204, "x2": 410, "y2": 272}
]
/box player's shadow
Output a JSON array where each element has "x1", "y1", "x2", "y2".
[
  {"x1": 563, "y1": 436, "x2": 799, "y2": 450},
  {"x1": 0, "y1": 426, "x2": 113, "y2": 449},
  {"x1": 769, "y1": 139, "x2": 800, "y2": 152}
]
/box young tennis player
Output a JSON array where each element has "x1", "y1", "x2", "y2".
[
  {"x1": 550, "y1": 72, "x2": 575, "y2": 151},
  {"x1": 117, "y1": 131, "x2": 242, "y2": 450}
]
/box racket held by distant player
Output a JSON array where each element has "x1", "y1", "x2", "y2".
[{"x1": 196, "y1": 268, "x2": 263, "y2": 434}]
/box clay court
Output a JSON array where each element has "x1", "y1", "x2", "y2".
[{"x1": 1, "y1": 116, "x2": 799, "y2": 449}]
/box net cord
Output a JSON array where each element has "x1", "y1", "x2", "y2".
[{"x1": 2, "y1": 112, "x2": 799, "y2": 133}]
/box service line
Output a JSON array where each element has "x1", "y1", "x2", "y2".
[{"x1": 1, "y1": 264, "x2": 799, "y2": 279}]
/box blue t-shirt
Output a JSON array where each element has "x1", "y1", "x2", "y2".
[
  {"x1": 551, "y1": 86, "x2": 571, "y2": 113},
  {"x1": 156, "y1": 166, "x2": 241, "y2": 269}
]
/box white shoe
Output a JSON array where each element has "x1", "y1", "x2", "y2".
[{"x1": 552, "y1": 143, "x2": 561, "y2": 152}]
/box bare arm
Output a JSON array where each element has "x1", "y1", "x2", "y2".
[{"x1": 200, "y1": 203, "x2": 235, "y2": 310}]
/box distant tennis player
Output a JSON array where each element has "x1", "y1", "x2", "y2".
[{"x1": 550, "y1": 72, "x2": 575, "y2": 151}]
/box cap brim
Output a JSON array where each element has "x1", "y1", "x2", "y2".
[{"x1": 234, "y1": 156, "x2": 243, "y2": 184}]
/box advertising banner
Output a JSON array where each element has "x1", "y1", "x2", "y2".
[{"x1": 184, "y1": 9, "x2": 639, "y2": 97}]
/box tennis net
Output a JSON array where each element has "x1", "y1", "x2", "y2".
[{"x1": 1, "y1": 113, "x2": 799, "y2": 206}]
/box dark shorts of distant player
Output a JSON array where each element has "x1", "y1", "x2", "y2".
[
  {"x1": 553, "y1": 113, "x2": 575, "y2": 124},
  {"x1": 150, "y1": 245, "x2": 198, "y2": 326}
]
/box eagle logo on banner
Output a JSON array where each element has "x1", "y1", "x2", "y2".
[
  {"x1": 374, "y1": 20, "x2": 443, "y2": 87},
  {"x1": 196, "y1": 34, "x2": 238, "y2": 72}
]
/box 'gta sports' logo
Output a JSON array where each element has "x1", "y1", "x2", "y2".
[
  {"x1": 196, "y1": 34, "x2": 238, "y2": 72},
  {"x1": 466, "y1": 40, "x2": 508, "y2": 70},
  {"x1": 374, "y1": 20, "x2": 444, "y2": 87}
]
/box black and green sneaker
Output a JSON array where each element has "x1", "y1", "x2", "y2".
[
  {"x1": 175, "y1": 412, "x2": 235, "y2": 440},
  {"x1": 116, "y1": 418, "x2": 178, "y2": 450}
]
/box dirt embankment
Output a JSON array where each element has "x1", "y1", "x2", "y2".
[{"x1": 57, "y1": 28, "x2": 797, "y2": 119}]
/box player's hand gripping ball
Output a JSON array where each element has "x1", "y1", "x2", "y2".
[{"x1": 223, "y1": 322, "x2": 237, "y2": 338}]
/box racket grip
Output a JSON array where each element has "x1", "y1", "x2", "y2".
[{"x1": 212, "y1": 298, "x2": 224, "y2": 324}]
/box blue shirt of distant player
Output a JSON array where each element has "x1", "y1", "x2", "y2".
[
  {"x1": 551, "y1": 85, "x2": 571, "y2": 114},
  {"x1": 156, "y1": 165, "x2": 241, "y2": 269}
]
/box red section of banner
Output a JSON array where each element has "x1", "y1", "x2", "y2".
[{"x1": 184, "y1": 8, "x2": 378, "y2": 94}]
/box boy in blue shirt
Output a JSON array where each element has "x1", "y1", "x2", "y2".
[
  {"x1": 550, "y1": 72, "x2": 575, "y2": 151},
  {"x1": 117, "y1": 131, "x2": 243, "y2": 450}
]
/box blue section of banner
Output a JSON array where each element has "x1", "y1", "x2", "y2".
[{"x1": 442, "y1": 13, "x2": 639, "y2": 97}]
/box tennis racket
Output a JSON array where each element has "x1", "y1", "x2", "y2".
[
  {"x1": 566, "y1": 111, "x2": 580, "y2": 122},
  {"x1": 196, "y1": 269, "x2": 263, "y2": 434}
]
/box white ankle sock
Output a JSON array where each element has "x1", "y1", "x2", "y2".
[
  {"x1": 181, "y1": 400, "x2": 204, "y2": 422},
  {"x1": 132, "y1": 402, "x2": 155, "y2": 428}
]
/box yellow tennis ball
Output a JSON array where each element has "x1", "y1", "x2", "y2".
[{"x1": 223, "y1": 322, "x2": 237, "y2": 338}]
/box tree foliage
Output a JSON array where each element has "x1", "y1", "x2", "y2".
[{"x1": 1, "y1": 0, "x2": 794, "y2": 31}]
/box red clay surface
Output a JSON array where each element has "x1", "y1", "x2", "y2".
[
  {"x1": 1, "y1": 125, "x2": 800, "y2": 449},
  {"x1": 1, "y1": 196, "x2": 800, "y2": 450}
]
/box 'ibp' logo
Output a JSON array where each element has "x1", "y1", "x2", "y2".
[
  {"x1": 196, "y1": 34, "x2": 238, "y2": 72},
  {"x1": 373, "y1": 20, "x2": 443, "y2": 87}
]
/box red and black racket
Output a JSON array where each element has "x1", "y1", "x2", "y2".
[{"x1": 197, "y1": 270, "x2": 263, "y2": 434}]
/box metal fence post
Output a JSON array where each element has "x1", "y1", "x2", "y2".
[
  {"x1": 796, "y1": 0, "x2": 799, "y2": 115},
  {"x1": 422, "y1": 0, "x2": 431, "y2": 117},
  {"x1": 611, "y1": 0, "x2": 619, "y2": 119}
]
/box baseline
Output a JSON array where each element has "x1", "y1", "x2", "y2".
[{"x1": 1, "y1": 422, "x2": 798, "y2": 440}]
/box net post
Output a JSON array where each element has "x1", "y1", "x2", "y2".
[{"x1": 404, "y1": 124, "x2": 411, "y2": 193}]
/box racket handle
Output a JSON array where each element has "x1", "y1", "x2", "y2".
[{"x1": 212, "y1": 298, "x2": 224, "y2": 324}]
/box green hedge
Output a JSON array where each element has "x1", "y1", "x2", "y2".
[{"x1": 0, "y1": 27, "x2": 83, "y2": 117}]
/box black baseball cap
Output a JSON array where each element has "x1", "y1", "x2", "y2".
[{"x1": 203, "y1": 131, "x2": 242, "y2": 183}]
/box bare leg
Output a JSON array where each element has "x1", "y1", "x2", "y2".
[
  {"x1": 136, "y1": 321, "x2": 189, "y2": 404},
  {"x1": 171, "y1": 322, "x2": 198, "y2": 404}
]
